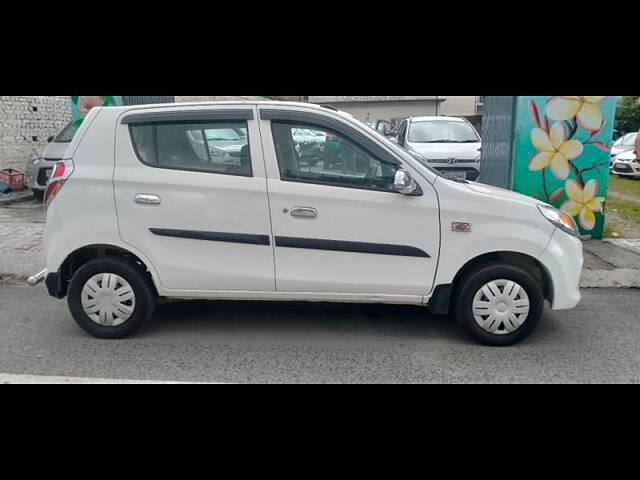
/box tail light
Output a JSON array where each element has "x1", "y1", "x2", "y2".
[{"x1": 44, "y1": 159, "x2": 74, "y2": 209}]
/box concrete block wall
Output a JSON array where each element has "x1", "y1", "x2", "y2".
[{"x1": 0, "y1": 96, "x2": 71, "y2": 172}]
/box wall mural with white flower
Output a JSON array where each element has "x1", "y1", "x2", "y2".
[
  {"x1": 70, "y1": 96, "x2": 123, "y2": 127},
  {"x1": 512, "y1": 96, "x2": 617, "y2": 238}
]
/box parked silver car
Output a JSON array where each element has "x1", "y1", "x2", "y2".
[
  {"x1": 25, "y1": 121, "x2": 78, "y2": 200},
  {"x1": 395, "y1": 116, "x2": 481, "y2": 181}
]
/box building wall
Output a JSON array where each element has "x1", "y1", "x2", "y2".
[
  {"x1": 0, "y1": 96, "x2": 71, "y2": 172},
  {"x1": 440, "y1": 96, "x2": 478, "y2": 116},
  {"x1": 315, "y1": 100, "x2": 439, "y2": 123},
  {"x1": 308, "y1": 96, "x2": 479, "y2": 124}
]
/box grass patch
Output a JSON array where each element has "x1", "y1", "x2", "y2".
[
  {"x1": 606, "y1": 196, "x2": 640, "y2": 225},
  {"x1": 608, "y1": 174, "x2": 640, "y2": 197},
  {"x1": 603, "y1": 222, "x2": 616, "y2": 238}
]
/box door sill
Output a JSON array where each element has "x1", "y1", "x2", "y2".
[{"x1": 160, "y1": 289, "x2": 427, "y2": 305}]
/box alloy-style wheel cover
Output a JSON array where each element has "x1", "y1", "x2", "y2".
[
  {"x1": 471, "y1": 279, "x2": 530, "y2": 335},
  {"x1": 81, "y1": 273, "x2": 136, "y2": 327}
]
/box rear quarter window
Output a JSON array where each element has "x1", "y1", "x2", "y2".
[{"x1": 129, "y1": 120, "x2": 252, "y2": 177}]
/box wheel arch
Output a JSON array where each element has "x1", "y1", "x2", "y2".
[
  {"x1": 53, "y1": 244, "x2": 159, "y2": 299},
  {"x1": 429, "y1": 250, "x2": 553, "y2": 315}
]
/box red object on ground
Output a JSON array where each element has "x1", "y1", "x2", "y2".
[{"x1": 0, "y1": 169, "x2": 25, "y2": 191}]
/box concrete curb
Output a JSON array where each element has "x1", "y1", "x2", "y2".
[
  {"x1": 580, "y1": 269, "x2": 640, "y2": 288},
  {"x1": 0, "y1": 191, "x2": 35, "y2": 206}
]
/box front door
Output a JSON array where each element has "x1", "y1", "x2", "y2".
[
  {"x1": 114, "y1": 106, "x2": 275, "y2": 292},
  {"x1": 259, "y1": 111, "x2": 440, "y2": 298}
]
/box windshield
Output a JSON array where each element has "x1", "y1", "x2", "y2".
[
  {"x1": 54, "y1": 121, "x2": 80, "y2": 143},
  {"x1": 408, "y1": 120, "x2": 479, "y2": 143}
]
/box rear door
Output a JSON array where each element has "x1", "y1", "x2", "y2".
[
  {"x1": 258, "y1": 107, "x2": 440, "y2": 298},
  {"x1": 114, "y1": 106, "x2": 275, "y2": 292}
]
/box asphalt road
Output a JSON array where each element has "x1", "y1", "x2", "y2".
[{"x1": 0, "y1": 285, "x2": 638, "y2": 383}]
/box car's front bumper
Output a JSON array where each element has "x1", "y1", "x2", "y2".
[
  {"x1": 539, "y1": 228, "x2": 583, "y2": 310},
  {"x1": 612, "y1": 162, "x2": 640, "y2": 176},
  {"x1": 429, "y1": 162, "x2": 480, "y2": 181}
]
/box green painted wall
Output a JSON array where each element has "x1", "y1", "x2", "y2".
[
  {"x1": 70, "y1": 96, "x2": 123, "y2": 125},
  {"x1": 511, "y1": 96, "x2": 617, "y2": 238}
]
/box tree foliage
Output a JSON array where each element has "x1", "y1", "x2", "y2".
[{"x1": 614, "y1": 96, "x2": 640, "y2": 136}]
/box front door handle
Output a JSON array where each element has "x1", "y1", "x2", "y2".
[
  {"x1": 289, "y1": 206, "x2": 317, "y2": 218},
  {"x1": 135, "y1": 193, "x2": 161, "y2": 205}
]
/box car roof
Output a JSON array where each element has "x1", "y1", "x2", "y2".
[
  {"x1": 409, "y1": 116, "x2": 466, "y2": 123},
  {"x1": 97, "y1": 100, "x2": 361, "y2": 125},
  {"x1": 102, "y1": 100, "x2": 346, "y2": 114}
]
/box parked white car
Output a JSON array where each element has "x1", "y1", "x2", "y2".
[
  {"x1": 610, "y1": 132, "x2": 637, "y2": 167},
  {"x1": 611, "y1": 150, "x2": 640, "y2": 178},
  {"x1": 34, "y1": 101, "x2": 583, "y2": 345},
  {"x1": 25, "y1": 121, "x2": 79, "y2": 200},
  {"x1": 395, "y1": 116, "x2": 482, "y2": 181}
]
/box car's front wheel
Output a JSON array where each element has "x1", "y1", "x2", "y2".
[
  {"x1": 67, "y1": 257, "x2": 156, "y2": 338},
  {"x1": 454, "y1": 263, "x2": 544, "y2": 346}
]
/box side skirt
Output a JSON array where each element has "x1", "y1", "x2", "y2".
[{"x1": 158, "y1": 289, "x2": 428, "y2": 306}]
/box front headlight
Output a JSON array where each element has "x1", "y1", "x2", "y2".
[{"x1": 537, "y1": 204, "x2": 579, "y2": 237}]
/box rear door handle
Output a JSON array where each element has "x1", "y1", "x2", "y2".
[
  {"x1": 135, "y1": 193, "x2": 161, "y2": 205},
  {"x1": 289, "y1": 206, "x2": 317, "y2": 218}
]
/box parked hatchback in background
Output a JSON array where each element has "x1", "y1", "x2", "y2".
[
  {"x1": 611, "y1": 150, "x2": 640, "y2": 178},
  {"x1": 25, "y1": 121, "x2": 79, "y2": 200},
  {"x1": 34, "y1": 101, "x2": 583, "y2": 346},
  {"x1": 395, "y1": 116, "x2": 481, "y2": 181},
  {"x1": 610, "y1": 132, "x2": 638, "y2": 168}
]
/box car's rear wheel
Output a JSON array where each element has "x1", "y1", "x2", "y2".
[
  {"x1": 454, "y1": 263, "x2": 544, "y2": 346},
  {"x1": 67, "y1": 257, "x2": 156, "y2": 338}
]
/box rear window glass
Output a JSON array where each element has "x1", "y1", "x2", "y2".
[
  {"x1": 54, "y1": 121, "x2": 80, "y2": 143},
  {"x1": 129, "y1": 121, "x2": 252, "y2": 177}
]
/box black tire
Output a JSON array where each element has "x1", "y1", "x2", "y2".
[
  {"x1": 454, "y1": 262, "x2": 544, "y2": 346},
  {"x1": 67, "y1": 256, "x2": 156, "y2": 339},
  {"x1": 32, "y1": 189, "x2": 44, "y2": 201}
]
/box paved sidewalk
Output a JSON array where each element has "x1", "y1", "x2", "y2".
[
  {"x1": 1, "y1": 201, "x2": 640, "y2": 288},
  {"x1": 0, "y1": 200, "x2": 45, "y2": 280},
  {"x1": 581, "y1": 239, "x2": 640, "y2": 288}
]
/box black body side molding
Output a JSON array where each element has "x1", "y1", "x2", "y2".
[
  {"x1": 149, "y1": 228, "x2": 270, "y2": 246},
  {"x1": 274, "y1": 236, "x2": 430, "y2": 258}
]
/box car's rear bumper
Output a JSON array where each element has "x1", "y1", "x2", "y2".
[
  {"x1": 539, "y1": 228, "x2": 583, "y2": 310},
  {"x1": 25, "y1": 160, "x2": 56, "y2": 190}
]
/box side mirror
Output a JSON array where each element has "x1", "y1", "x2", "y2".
[
  {"x1": 393, "y1": 169, "x2": 420, "y2": 195},
  {"x1": 47, "y1": 136, "x2": 54, "y2": 143}
]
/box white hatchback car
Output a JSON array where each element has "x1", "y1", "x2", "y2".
[
  {"x1": 35, "y1": 101, "x2": 583, "y2": 345},
  {"x1": 611, "y1": 150, "x2": 640, "y2": 178}
]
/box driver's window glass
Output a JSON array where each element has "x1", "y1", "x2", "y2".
[{"x1": 271, "y1": 122, "x2": 399, "y2": 192}]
